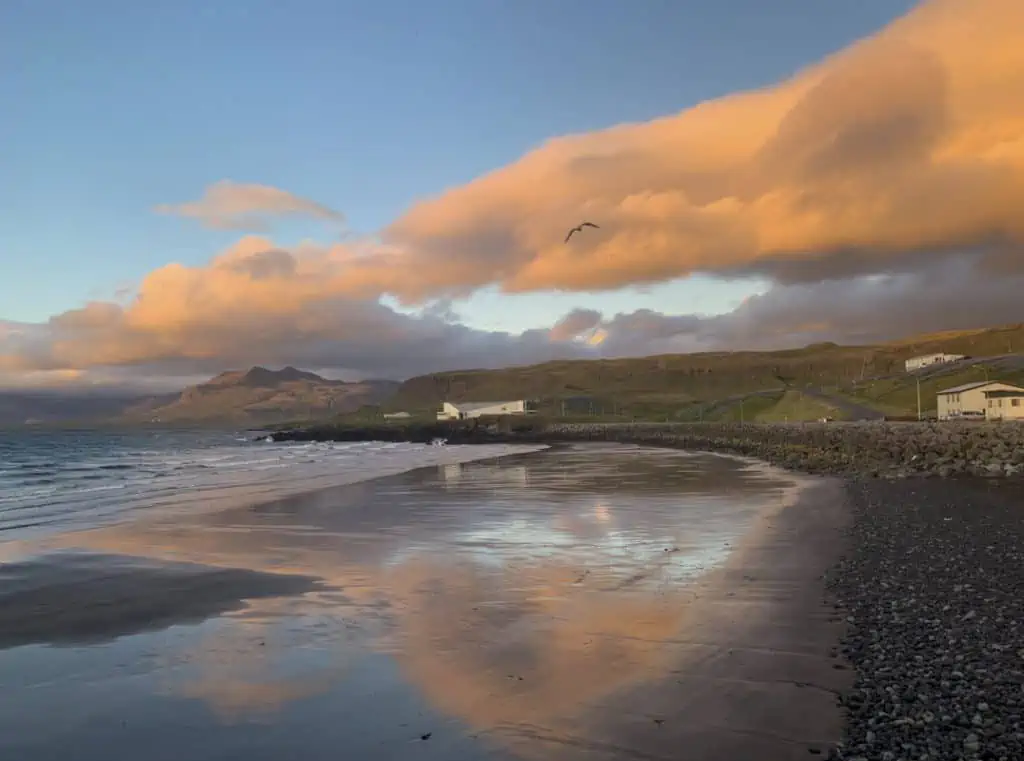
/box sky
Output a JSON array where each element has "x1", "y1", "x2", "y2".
[{"x1": 1, "y1": 0, "x2": 1022, "y2": 388}]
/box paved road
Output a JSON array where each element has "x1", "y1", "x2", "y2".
[{"x1": 801, "y1": 387, "x2": 885, "y2": 421}]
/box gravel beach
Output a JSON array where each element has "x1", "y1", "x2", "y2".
[{"x1": 829, "y1": 478, "x2": 1024, "y2": 761}]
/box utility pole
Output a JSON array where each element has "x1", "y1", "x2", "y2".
[
  {"x1": 916, "y1": 377, "x2": 922, "y2": 421},
  {"x1": 740, "y1": 398, "x2": 745, "y2": 424}
]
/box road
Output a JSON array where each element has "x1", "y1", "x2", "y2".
[{"x1": 800, "y1": 387, "x2": 885, "y2": 421}]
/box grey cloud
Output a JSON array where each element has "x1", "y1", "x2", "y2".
[
  {"x1": 4, "y1": 254, "x2": 1022, "y2": 389},
  {"x1": 586, "y1": 258, "x2": 1024, "y2": 356},
  {"x1": 549, "y1": 309, "x2": 602, "y2": 341}
]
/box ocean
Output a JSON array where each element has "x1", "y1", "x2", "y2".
[{"x1": 0, "y1": 428, "x2": 543, "y2": 540}]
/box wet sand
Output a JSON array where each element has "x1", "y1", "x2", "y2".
[{"x1": 0, "y1": 444, "x2": 848, "y2": 760}]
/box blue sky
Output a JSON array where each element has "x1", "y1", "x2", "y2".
[{"x1": 2, "y1": 0, "x2": 917, "y2": 332}]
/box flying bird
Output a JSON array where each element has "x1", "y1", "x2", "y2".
[{"x1": 564, "y1": 221, "x2": 599, "y2": 243}]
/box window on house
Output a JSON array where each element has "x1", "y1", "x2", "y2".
[
  {"x1": 988, "y1": 399, "x2": 994, "y2": 407},
  {"x1": 1013, "y1": 399, "x2": 1020, "y2": 407}
]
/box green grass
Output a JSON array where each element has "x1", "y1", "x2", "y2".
[
  {"x1": 389, "y1": 324, "x2": 1024, "y2": 416},
  {"x1": 704, "y1": 392, "x2": 781, "y2": 422},
  {"x1": 754, "y1": 390, "x2": 839, "y2": 422},
  {"x1": 844, "y1": 364, "x2": 1024, "y2": 416}
]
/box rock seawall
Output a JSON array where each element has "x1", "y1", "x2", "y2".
[
  {"x1": 535, "y1": 422, "x2": 1024, "y2": 479},
  {"x1": 271, "y1": 421, "x2": 1024, "y2": 479}
]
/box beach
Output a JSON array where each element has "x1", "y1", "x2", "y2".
[
  {"x1": 0, "y1": 442, "x2": 852, "y2": 760},
  {"x1": 830, "y1": 478, "x2": 1024, "y2": 760}
]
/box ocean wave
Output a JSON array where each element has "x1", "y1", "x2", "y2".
[{"x1": 0, "y1": 432, "x2": 546, "y2": 539}]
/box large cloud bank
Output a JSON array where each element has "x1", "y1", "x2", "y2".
[{"x1": 2, "y1": 0, "x2": 1022, "y2": 387}]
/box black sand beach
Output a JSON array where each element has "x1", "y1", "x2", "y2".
[{"x1": 0, "y1": 444, "x2": 849, "y2": 761}]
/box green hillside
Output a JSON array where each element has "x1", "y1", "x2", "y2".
[
  {"x1": 844, "y1": 361, "x2": 1024, "y2": 418},
  {"x1": 385, "y1": 323, "x2": 1024, "y2": 422}
]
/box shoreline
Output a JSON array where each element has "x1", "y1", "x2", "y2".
[
  {"x1": 565, "y1": 473, "x2": 853, "y2": 759},
  {"x1": 270, "y1": 420, "x2": 1024, "y2": 479},
  {"x1": 4, "y1": 442, "x2": 828, "y2": 761},
  {"x1": 8, "y1": 435, "x2": 1019, "y2": 758},
  {"x1": 266, "y1": 425, "x2": 1024, "y2": 757}
]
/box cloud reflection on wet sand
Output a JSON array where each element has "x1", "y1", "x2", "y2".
[{"x1": 10, "y1": 445, "x2": 802, "y2": 759}]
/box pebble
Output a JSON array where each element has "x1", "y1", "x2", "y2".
[
  {"x1": 827, "y1": 479, "x2": 1024, "y2": 760},
  {"x1": 520, "y1": 421, "x2": 1024, "y2": 480}
]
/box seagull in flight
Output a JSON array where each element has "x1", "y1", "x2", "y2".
[{"x1": 564, "y1": 221, "x2": 600, "y2": 243}]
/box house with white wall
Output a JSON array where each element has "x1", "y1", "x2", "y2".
[
  {"x1": 983, "y1": 388, "x2": 1024, "y2": 421},
  {"x1": 436, "y1": 400, "x2": 531, "y2": 420},
  {"x1": 936, "y1": 381, "x2": 1024, "y2": 420},
  {"x1": 905, "y1": 353, "x2": 965, "y2": 372}
]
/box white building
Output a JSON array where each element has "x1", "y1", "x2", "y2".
[
  {"x1": 905, "y1": 353, "x2": 965, "y2": 372},
  {"x1": 382, "y1": 411, "x2": 411, "y2": 420},
  {"x1": 936, "y1": 381, "x2": 1024, "y2": 420},
  {"x1": 436, "y1": 400, "x2": 531, "y2": 420},
  {"x1": 983, "y1": 388, "x2": 1024, "y2": 421}
]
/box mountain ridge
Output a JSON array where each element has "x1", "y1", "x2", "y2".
[
  {"x1": 0, "y1": 367, "x2": 399, "y2": 427},
  {"x1": 3, "y1": 322, "x2": 1024, "y2": 427},
  {"x1": 122, "y1": 367, "x2": 399, "y2": 424}
]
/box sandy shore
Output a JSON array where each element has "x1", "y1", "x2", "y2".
[
  {"x1": 0, "y1": 551, "x2": 322, "y2": 649},
  {"x1": 0, "y1": 444, "x2": 856, "y2": 760},
  {"x1": 540, "y1": 477, "x2": 852, "y2": 760}
]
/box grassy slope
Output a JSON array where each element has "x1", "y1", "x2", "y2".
[
  {"x1": 387, "y1": 324, "x2": 1024, "y2": 420},
  {"x1": 846, "y1": 363, "x2": 1024, "y2": 417},
  {"x1": 755, "y1": 390, "x2": 839, "y2": 422}
]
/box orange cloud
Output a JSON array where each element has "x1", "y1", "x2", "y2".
[
  {"x1": 338, "y1": 0, "x2": 1024, "y2": 302},
  {"x1": 156, "y1": 180, "x2": 345, "y2": 231},
  {"x1": 0, "y1": 237, "x2": 580, "y2": 379},
  {"x1": 4, "y1": 0, "x2": 1024, "y2": 386}
]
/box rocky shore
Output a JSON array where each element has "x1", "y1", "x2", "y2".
[
  {"x1": 271, "y1": 420, "x2": 1024, "y2": 479},
  {"x1": 829, "y1": 478, "x2": 1024, "y2": 761}
]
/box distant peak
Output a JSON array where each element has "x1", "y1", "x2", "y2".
[{"x1": 240, "y1": 366, "x2": 324, "y2": 385}]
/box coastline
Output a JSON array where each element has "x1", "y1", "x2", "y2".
[
  {"x1": 268, "y1": 421, "x2": 1024, "y2": 758},
  {"x1": 3, "y1": 443, "x2": 820, "y2": 760},
  {"x1": 534, "y1": 472, "x2": 854, "y2": 760},
  {"x1": 6, "y1": 432, "x2": 1020, "y2": 759},
  {"x1": 270, "y1": 419, "x2": 1024, "y2": 479}
]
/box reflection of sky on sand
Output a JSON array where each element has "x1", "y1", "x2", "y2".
[
  {"x1": 441, "y1": 461, "x2": 530, "y2": 489},
  {"x1": 4, "y1": 445, "x2": 800, "y2": 760}
]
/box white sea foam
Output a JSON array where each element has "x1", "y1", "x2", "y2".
[{"x1": 0, "y1": 435, "x2": 547, "y2": 538}]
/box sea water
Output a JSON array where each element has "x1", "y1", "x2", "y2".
[{"x1": 0, "y1": 428, "x2": 544, "y2": 539}]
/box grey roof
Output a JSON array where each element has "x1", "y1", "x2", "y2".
[
  {"x1": 937, "y1": 381, "x2": 1024, "y2": 395},
  {"x1": 983, "y1": 389, "x2": 1024, "y2": 398}
]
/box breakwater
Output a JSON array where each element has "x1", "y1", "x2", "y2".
[{"x1": 270, "y1": 421, "x2": 1024, "y2": 478}]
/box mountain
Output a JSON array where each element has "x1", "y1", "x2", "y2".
[
  {"x1": 0, "y1": 367, "x2": 399, "y2": 427},
  {"x1": 387, "y1": 323, "x2": 1024, "y2": 420},
  {"x1": 119, "y1": 367, "x2": 399, "y2": 424},
  {"x1": 4, "y1": 323, "x2": 1024, "y2": 427}
]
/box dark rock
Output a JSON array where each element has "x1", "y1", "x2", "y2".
[{"x1": 828, "y1": 479, "x2": 1024, "y2": 761}]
